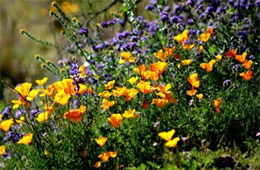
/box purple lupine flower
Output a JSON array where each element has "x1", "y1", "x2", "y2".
[
  {"x1": 57, "y1": 58, "x2": 71, "y2": 67},
  {"x1": 163, "y1": 6, "x2": 171, "y2": 12},
  {"x1": 228, "y1": 0, "x2": 235, "y2": 6},
  {"x1": 173, "y1": 5, "x2": 182, "y2": 15},
  {"x1": 15, "y1": 109, "x2": 25, "y2": 118},
  {"x1": 187, "y1": 18, "x2": 194, "y2": 25},
  {"x1": 197, "y1": 0, "x2": 204, "y2": 5},
  {"x1": 94, "y1": 44, "x2": 104, "y2": 51},
  {"x1": 205, "y1": 6, "x2": 215, "y2": 14},
  {"x1": 2, "y1": 106, "x2": 11, "y2": 118},
  {"x1": 160, "y1": 12, "x2": 168, "y2": 22},
  {"x1": 188, "y1": 29, "x2": 198, "y2": 36},
  {"x1": 184, "y1": 40, "x2": 193, "y2": 44},
  {"x1": 186, "y1": 0, "x2": 195, "y2": 7},
  {"x1": 256, "y1": 0, "x2": 260, "y2": 8},
  {"x1": 249, "y1": 55, "x2": 255, "y2": 60},
  {"x1": 116, "y1": 31, "x2": 130, "y2": 39},
  {"x1": 150, "y1": 0, "x2": 157, "y2": 5},
  {"x1": 198, "y1": 13, "x2": 206, "y2": 20},
  {"x1": 231, "y1": 64, "x2": 241, "y2": 69},
  {"x1": 170, "y1": 16, "x2": 183, "y2": 23},
  {"x1": 145, "y1": 4, "x2": 155, "y2": 11},
  {"x1": 78, "y1": 27, "x2": 88, "y2": 35},
  {"x1": 88, "y1": 77, "x2": 97, "y2": 84},
  {"x1": 13, "y1": 133, "x2": 23, "y2": 142},
  {"x1": 97, "y1": 63, "x2": 104, "y2": 69},
  {"x1": 223, "y1": 79, "x2": 231, "y2": 86},
  {"x1": 146, "y1": 20, "x2": 159, "y2": 35},
  {"x1": 238, "y1": 30, "x2": 248, "y2": 40},
  {"x1": 31, "y1": 109, "x2": 39, "y2": 115},
  {"x1": 3, "y1": 152, "x2": 11, "y2": 159},
  {"x1": 110, "y1": 37, "x2": 117, "y2": 45},
  {"x1": 4, "y1": 131, "x2": 13, "y2": 141},
  {"x1": 216, "y1": 7, "x2": 225, "y2": 14},
  {"x1": 101, "y1": 21, "x2": 108, "y2": 28},
  {"x1": 130, "y1": 36, "x2": 138, "y2": 42},
  {"x1": 195, "y1": 4, "x2": 205, "y2": 14},
  {"x1": 69, "y1": 61, "x2": 81, "y2": 100}
]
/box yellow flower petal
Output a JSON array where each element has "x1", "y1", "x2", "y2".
[
  {"x1": 165, "y1": 137, "x2": 180, "y2": 148},
  {"x1": 17, "y1": 133, "x2": 33, "y2": 145},
  {"x1": 158, "y1": 129, "x2": 176, "y2": 141},
  {"x1": 35, "y1": 77, "x2": 48, "y2": 86}
]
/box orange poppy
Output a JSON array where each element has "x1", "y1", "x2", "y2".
[
  {"x1": 240, "y1": 70, "x2": 253, "y2": 81},
  {"x1": 108, "y1": 114, "x2": 122, "y2": 128},
  {"x1": 95, "y1": 136, "x2": 108, "y2": 147},
  {"x1": 63, "y1": 105, "x2": 86, "y2": 122},
  {"x1": 242, "y1": 60, "x2": 252, "y2": 69},
  {"x1": 187, "y1": 73, "x2": 200, "y2": 88},
  {"x1": 200, "y1": 59, "x2": 216, "y2": 72},
  {"x1": 225, "y1": 49, "x2": 237, "y2": 58},
  {"x1": 235, "y1": 52, "x2": 247, "y2": 63}
]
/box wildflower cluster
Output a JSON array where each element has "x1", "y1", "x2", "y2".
[{"x1": 1, "y1": 0, "x2": 259, "y2": 169}]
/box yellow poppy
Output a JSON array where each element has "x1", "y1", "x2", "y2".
[
  {"x1": 196, "y1": 93, "x2": 203, "y2": 100},
  {"x1": 150, "y1": 61, "x2": 167, "y2": 74},
  {"x1": 174, "y1": 29, "x2": 189, "y2": 45},
  {"x1": 186, "y1": 87, "x2": 197, "y2": 96},
  {"x1": 36, "y1": 112, "x2": 49, "y2": 123},
  {"x1": 109, "y1": 151, "x2": 118, "y2": 158},
  {"x1": 199, "y1": 33, "x2": 211, "y2": 42},
  {"x1": 108, "y1": 114, "x2": 122, "y2": 128},
  {"x1": 165, "y1": 137, "x2": 180, "y2": 148},
  {"x1": 95, "y1": 136, "x2": 108, "y2": 147},
  {"x1": 99, "y1": 91, "x2": 112, "y2": 98},
  {"x1": 0, "y1": 145, "x2": 6, "y2": 155},
  {"x1": 128, "y1": 76, "x2": 138, "y2": 84},
  {"x1": 188, "y1": 73, "x2": 200, "y2": 88},
  {"x1": 152, "y1": 98, "x2": 168, "y2": 108},
  {"x1": 216, "y1": 55, "x2": 222, "y2": 61},
  {"x1": 98, "y1": 152, "x2": 110, "y2": 162},
  {"x1": 101, "y1": 99, "x2": 116, "y2": 110},
  {"x1": 213, "y1": 98, "x2": 222, "y2": 113},
  {"x1": 105, "y1": 80, "x2": 115, "y2": 90},
  {"x1": 136, "y1": 81, "x2": 153, "y2": 94},
  {"x1": 122, "y1": 109, "x2": 137, "y2": 118},
  {"x1": 124, "y1": 88, "x2": 138, "y2": 101},
  {"x1": 181, "y1": 59, "x2": 192, "y2": 66},
  {"x1": 158, "y1": 129, "x2": 176, "y2": 141},
  {"x1": 35, "y1": 77, "x2": 48, "y2": 86},
  {"x1": 183, "y1": 43, "x2": 195, "y2": 50},
  {"x1": 17, "y1": 133, "x2": 33, "y2": 145},
  {"x1": 154, "y1": 49, "x2": 167, "y2": 61},
  {"x1": 0, "y1": 118, "x2": 14, "y2": 132},
  {"x1": 93, "y1": 161, "x2": 101, "y2": 168}
]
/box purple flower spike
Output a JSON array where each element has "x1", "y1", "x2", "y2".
[
  {"x1": 2, "y1": 106, "x2": 12, "y2": 118},
  {"x1": 223, "y1": 79, "x2": 231, "y2": 86},
  {"x1": 78, "y1": 27, "x2": 88, "y2": 36},
  {"x1": 187, "y1": 18, "x2": 194, "y2": 25},
  {"x1": 160, "y1": 12, "x2": 168, "y2": 22}
]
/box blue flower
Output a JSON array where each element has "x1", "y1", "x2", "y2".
[{"x1": 78, "y1": 27, "x2": 88, "y2": 35}]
